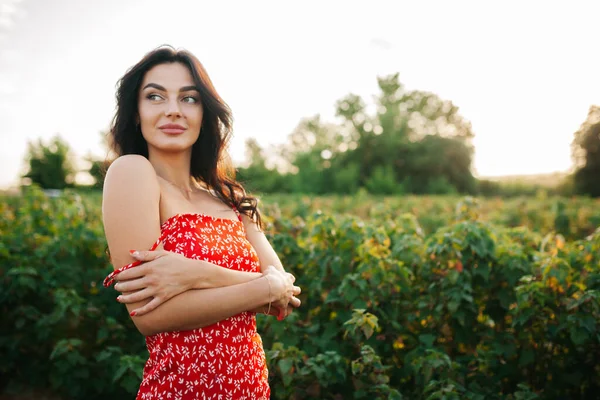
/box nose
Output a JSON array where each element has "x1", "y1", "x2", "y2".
[{"x1": 165, "y1": 99, "x2": 182, "y2": 118}]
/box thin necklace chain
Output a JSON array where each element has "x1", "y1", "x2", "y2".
[{"x1": 158, "y1": 176, "x2": 200, "y2": 193}]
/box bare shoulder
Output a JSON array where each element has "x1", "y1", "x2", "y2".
[
  {"x1": 103, "y1": 154, "x2": 160, "y2": 216},
  {"x1": 104, "y1": 155, "x2": 158, "y2": 196},
  {"x1": 102, "y1": 155, "x2": 162, "y2": 270},
  {"x1": 105, "y1": 154, "x2": 156, "y2": 183}
]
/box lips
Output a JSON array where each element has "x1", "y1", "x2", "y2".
[{"x1": 158, "y1": 123, "x2": 186, "y2": 135}]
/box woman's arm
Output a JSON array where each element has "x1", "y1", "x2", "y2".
[
  {"x1": 241, "y1": 213, "x2": 303, "y2": 319},
  {"x1": 114, "y1": 251, "x2": 299, "y2": 318},
  {"x1": 102, "y1": 155, "x2": 297, "y2": 335},
  {"x1": 241, "y1": 214, "x2": 286, "y2": 273},
  {"x1": 133, "y1": 276, "x2": 275, "y2": 336},
  {"x1": 111, "y1": 250, "x2": 263, "y2": 315},
  {"x1": 122, "y1": 251, "x2": 263, "y2": 290}
]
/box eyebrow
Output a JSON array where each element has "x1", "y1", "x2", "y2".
[{"x1": 142, "y1": 83, "x2": 199, "y2": 92}]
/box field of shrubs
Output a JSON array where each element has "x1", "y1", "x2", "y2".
[{"x1": 1, "y1": 187, "x2": 599, "y2": 399}]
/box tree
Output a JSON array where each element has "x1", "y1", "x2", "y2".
[
  {"x1": 236, "y1": 138, "x2": 294, "y2": 193},
  {"x1": 87, "y1": 158, "x2": 112, "y2": 189},
  {"x1": 86, "y1": 131, "x2": 116, "y2": 189},
  {"x1": 365, "y1": 165, "x2": 402, "y2": 194},
  {"x1": 333, "y1": 73, "x2": 475, "y2": 193},
  {"x1": 239, "y1": 72, "x2": 477, "y2": 195},
  {"x1": 372, "y1": 73, "x2": 474, "y2": 142},
  {"x1": 571, "y1": 105, "x2": 600, "y2": 197},
  {"x1": 23, "y1": 135, "x2": 74, "y2": 189}
]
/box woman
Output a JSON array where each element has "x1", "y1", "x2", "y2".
[{"x1": 101, "y1": 45, "x2": 301, "y2": 399}]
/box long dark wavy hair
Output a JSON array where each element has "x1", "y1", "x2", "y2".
[{"x1": 109, "y1": 45, "x2": 262, "y2": 227}]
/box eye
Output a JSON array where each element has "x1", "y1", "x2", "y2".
[
  {"x1": 182, "y1": 96, "x2": 198, "y2": 104},
  {"x1": 146, "y1": 93, "x2": 163, "y2": 101}
]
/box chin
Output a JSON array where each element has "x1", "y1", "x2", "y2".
[
  {"x1": 163, "y1": 144, "x2": 195, "y2": 153},
  {"x1": 149, "y1": 140, "x2": 196, "y2": 154}
]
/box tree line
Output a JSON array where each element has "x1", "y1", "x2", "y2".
[{"x1": 20, "y1": 73, "x2": 600, "y2": 198}]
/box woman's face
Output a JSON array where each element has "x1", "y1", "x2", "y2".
[{"x1": 137, "y1": 62, "x2": 203, "y2": 154}]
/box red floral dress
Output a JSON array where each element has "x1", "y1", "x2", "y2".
[{"x1": 103, "y1": 212, "x2": 270, "y2": 399}]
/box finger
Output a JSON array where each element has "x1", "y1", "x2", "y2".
[
  {"x1": 114, "y1": 278, "x2": 147, "y2": 293},
  {"x1": 277, "y1": 306, "x2": 294, "y2": 320},
  {"x1": 273, "y1": 299, "x2": 289, "y2": 310},
  {"x1": 293, "y1": 285, "x2": 301, "y2": 296},
  {"x1": 286, "y1": 273, "x2": 296, "y2": 283},
  {"x1": 117, "y1": 288, "x2": 154, "y2": 304},
  {"x1": 130, "y1": 250, "x2": 165, "y2": 262},
  {"x1": 277, "y1": 306, "x2": 287, "y2": 321},
  {"x1": 289, "y1": 296, "x2": 301, "y2": 308},
  {"x1": 113, "y1": 264, "x2": 149, "y2": 282},
  {"x1": 131, "y1": 297, "x2": 163, "y2": 317}
]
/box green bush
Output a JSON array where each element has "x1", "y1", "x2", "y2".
[
  {"x1": 0, "y1": 186, "x2": 144, "y2": 399},
  {"x1": 365, "y1": 165, "x2": 403, "y2": 195},
  {"x1": 260, "y1": 199, "x2": 600, "y2": 399},
  {"x1": 426, "y1": 176, "x2": 458, "y2": 195},
  {"x1": 1, "y1": 187, "x2": 599, "y2": 399}
]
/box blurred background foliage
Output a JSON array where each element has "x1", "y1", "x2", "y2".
[
  {"x1": 1, "y1": 188, "x2": 599, "y2": 399},
  {"x1": 16, "y1": 74, "x2": 600, "y2": 199}
]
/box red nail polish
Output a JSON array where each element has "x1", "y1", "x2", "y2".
[
  {"x1": 129, "y1": 250, "x2": 136, "y2": 254},
  {"x1": 130, "y1": 311, "x2": 136, "y2": 316},
  {"x1": 116, "y1": 296, "x2": 121, "y2": 302}
]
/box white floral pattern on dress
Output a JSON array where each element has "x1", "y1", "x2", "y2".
[{"x1": 104, "y1": 212, "x2": 270, "y2": 399}]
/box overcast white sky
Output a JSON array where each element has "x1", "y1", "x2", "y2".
[{"x1": 0, "y1": 0, "x2": 599, "y2": 188}]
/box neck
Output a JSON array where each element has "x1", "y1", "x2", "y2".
[{"x1": 148, "y1": 148, "x2": 194, "y2": 191}]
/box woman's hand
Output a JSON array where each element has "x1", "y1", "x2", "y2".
[
  {"x1": 113, "y1": 250, "x2": 196, "y2": 316},
  {"x1": 262, "y1": 266, "x2": 302, "y2": 320},
  {"x1": 250, "y1": 298, "x2": 300, "y2": 319},
  {"x1": 250, "y1": 285, "x2": 301, "y2": 319}
]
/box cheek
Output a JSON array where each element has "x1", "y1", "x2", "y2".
[
  {"x1": 186, "y1": 105, "x2": 203, "y2": 120},
  {"x1": 193, "y1": 107, "x2": 204, "y2": 127},
  {"x1": 138, "y1": 104, "x2": 156, "y2": 125}
]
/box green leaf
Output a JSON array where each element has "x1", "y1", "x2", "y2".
[
  {"x1": 419, "y1": 334, "x2": 436, "y2": 348},
  {"x1": 7, "y1": 267, "x2": 39, "y2": 276},
  {"x1": 570, "y1": 328, "x2": 589, "y2": 346},
  {"x1": 112, "y1": 365, "x2": 127, "y2": 383},
  {"x1": 278, "y1": 358, "x2": 293, "y2": 376},
  {"x1": 448, "y1": 300, "x2": 460, "y2": 313},
  {"x1": 518, "y1": 349, "x2": 535, "y2": 367},
  {"x1": 362, "y1": 325, "x2": 374, "y2": 340}
]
